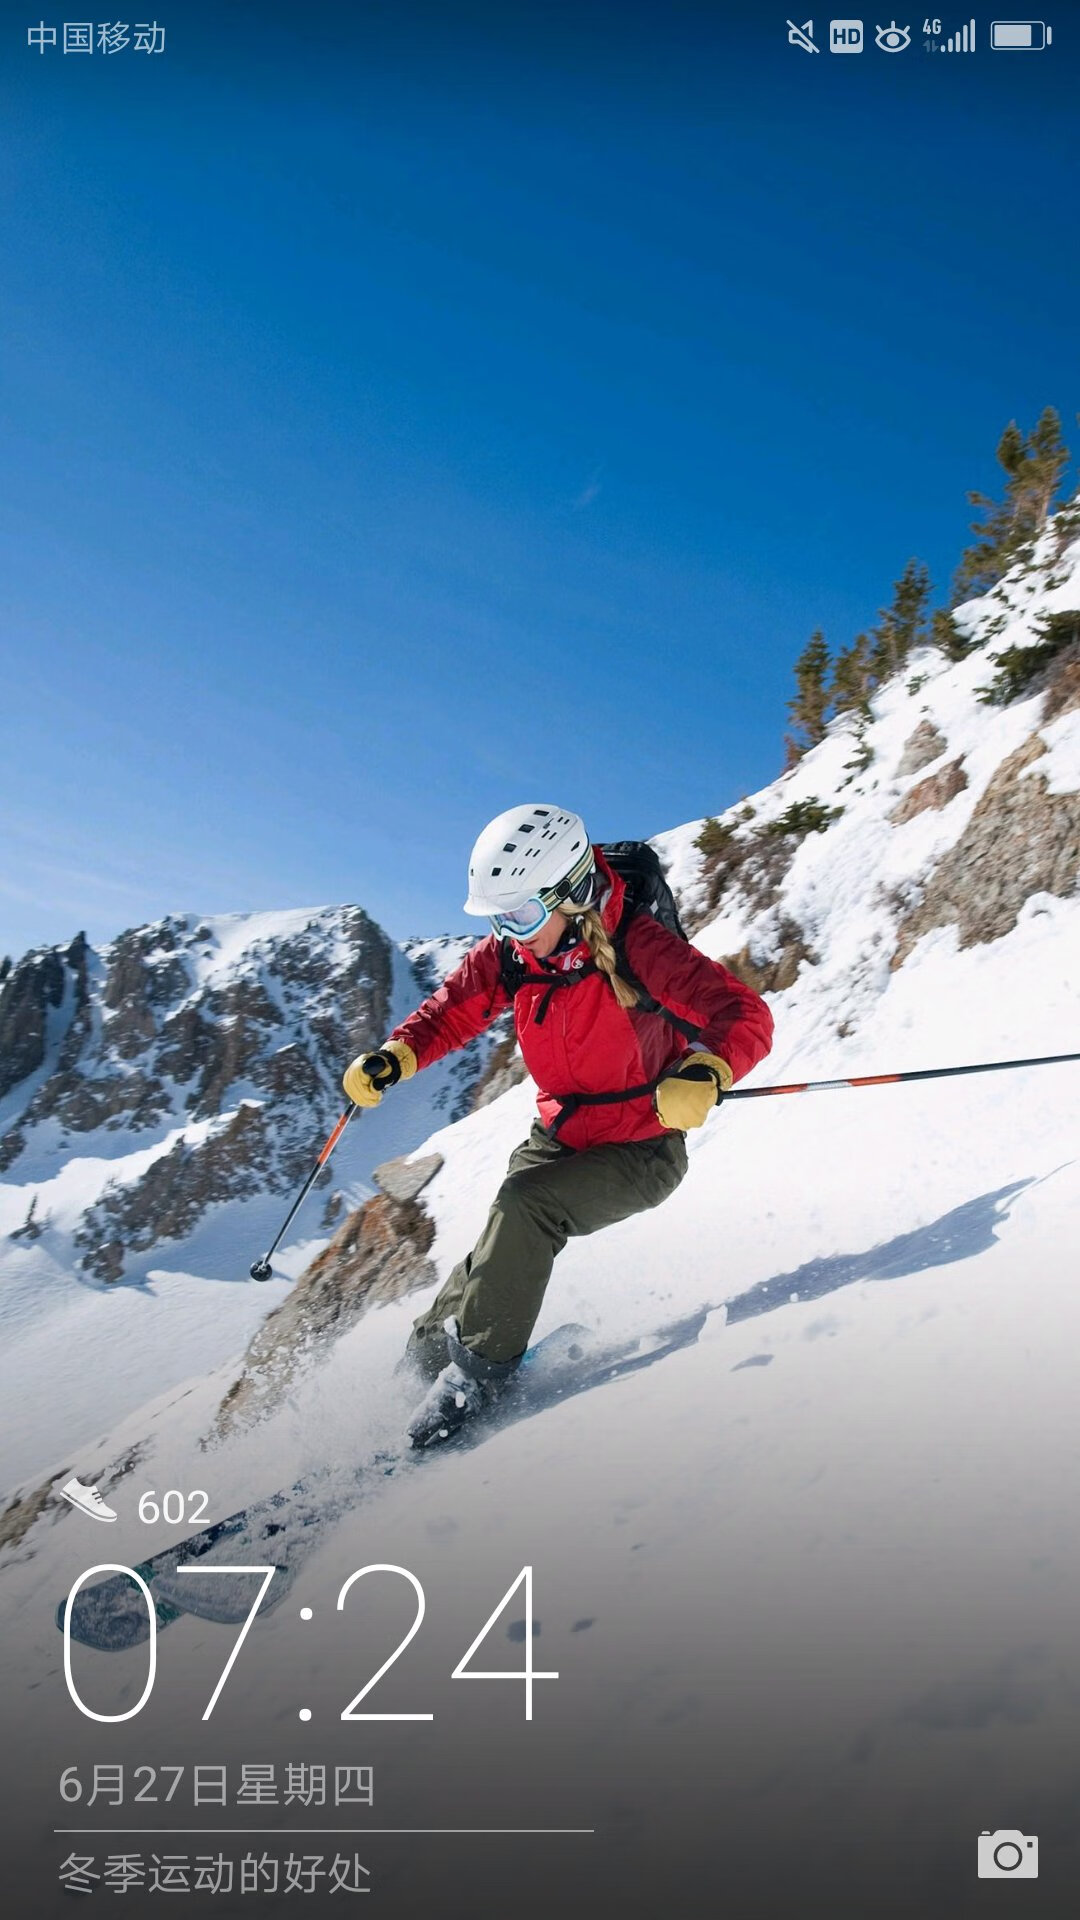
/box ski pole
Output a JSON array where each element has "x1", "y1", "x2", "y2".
[
  {"x1": 250, "y1": 1049, "x2": 1079, "y2": 1278},
  {"x1": 250, "y1": 1054, "x2": 406, "y2": 1278},
  {"x1": 724, "y1": 1050, "x2": 1080, "y2": 1102},
  {"x1": 249, "y1": 1103, "x2": 357, "y2": 1280}
]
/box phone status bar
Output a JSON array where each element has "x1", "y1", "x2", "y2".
[{"x1": 785, "y1": 18, "x2": 1053, "y2": 54}]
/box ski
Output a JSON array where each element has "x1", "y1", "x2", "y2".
[
  {"x1": 148, "y1": 1324, "x2": 600, "y2": 1626},
  {"x1": 57, "y1": 1319, "x2": 693, "y2": 1647}
]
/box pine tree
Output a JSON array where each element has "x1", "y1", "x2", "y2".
[
  {"x1": 954, "y1": 408, "x2": 1071, "y2": 599},
  {"x1": 784, "y1": 630, "x2": 831, "y2": 765},
  {"x1": 930, "y1": 608, "x2": 971, "y2": 661},
  {"x1": 1023, "y1": 406, "x2": 1071, "y2": 528},
  {"x1": 831, "y1": 632, "x2": 873, "y2": 717},
  {"x1": 868, "y1": 560, "x2": 931, "y2": 683},
  {"x1": 892, "y1": 558, "x2": 931, "y2": 658}
]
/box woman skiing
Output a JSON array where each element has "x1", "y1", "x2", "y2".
[{"x1": 343, "y1": 804, "x2": 774, "y2": 1446}]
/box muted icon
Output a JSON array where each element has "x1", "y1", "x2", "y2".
[{"x1": 787, "y1": 17, "x2": 821, "y2": 50}]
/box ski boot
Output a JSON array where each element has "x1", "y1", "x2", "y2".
[
  {"x1": 406, "y1": 1318, "x2": 521, "y2": 1449},
  {"x1": 394, "y1": 1317, "x2": 452, "y2": 1389}
]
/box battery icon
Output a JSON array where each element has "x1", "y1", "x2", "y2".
[{"x1": 990, "y1": 20, "x2": 1052, "y2": 46}]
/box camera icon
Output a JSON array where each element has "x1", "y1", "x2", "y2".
[{"x1": 977, "y1": 1831, "x2": 1038, "y2": 1878}]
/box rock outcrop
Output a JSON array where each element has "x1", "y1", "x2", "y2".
[
  {"x1": 892, "y1": 734, "x2": 1080, "y2": 966},
  {"x1": 211, "y1": 1189, "x2": 440, "y2": 1436},
  {"x1": 76, "y1": 1100, "x2": 293, "y2": 1282},
  {"x1": 0, "y1": 933, "x2": 87, "y2": 1103},
  {"x1": 469, "y1": 1017, "x2": 528, "y2": 1109},
  {"x1": 720, "y1": 918, "x2": 817, "y2": 995},
  {"x1": 896, "y1": 719, "x2": 947, "y2": 778},
  {"x1": 1042, "y1": 642, "x2": 1080, "y2": 722},
  {"x1": 372, "y1": 1153, "x2": 444, "y2": 1204},
  {"x1": 890, "y1": 757, "x2": 969, "y2": 824}
]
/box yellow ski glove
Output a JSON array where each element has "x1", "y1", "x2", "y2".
[
  {"x1": 342, "y1": 1040, "x2": 418, "y2": 1108},
  {"x1": 654, "y1": 1052, "x2": 733, "y2": 1131}
]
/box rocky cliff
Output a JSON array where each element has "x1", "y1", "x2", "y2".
[{"x1": 0, "y1": 909, "x2": 496, "y2": 1285}]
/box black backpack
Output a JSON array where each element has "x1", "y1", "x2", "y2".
[
  {"x1": 601, "y1": 839, "x2": 690, "y2": 944},
  {"x1": 496, "y1": 840, "x2": 701, "y2": 1045}
]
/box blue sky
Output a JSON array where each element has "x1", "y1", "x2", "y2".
[{"x1": 1, "y1": 2, "x2": 1077, "y2": 957}]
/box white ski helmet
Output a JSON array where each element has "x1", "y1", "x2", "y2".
[{"x1": 463, "y1": 804, "x2": 594, "y2": 916}]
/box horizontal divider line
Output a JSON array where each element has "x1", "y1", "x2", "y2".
[{"x1": 54, "y1": 1827, "x2": 596, "y2": 1835}]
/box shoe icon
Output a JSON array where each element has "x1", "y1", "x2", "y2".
[{"x1": 59, "y1": 1477, "x2": 117, "y2": 1523}]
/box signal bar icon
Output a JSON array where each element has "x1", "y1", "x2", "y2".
[{"x1": 941, "y1": 17, "x2": 975, "y2": 49}]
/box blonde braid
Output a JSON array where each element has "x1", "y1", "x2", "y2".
[{"x1": 572, "y1": 905, "x2": 639, "y2": 1010}]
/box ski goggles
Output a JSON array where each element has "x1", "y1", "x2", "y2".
[{"x1": 489, "y1": 856, "x2": 597, "y2": 941}]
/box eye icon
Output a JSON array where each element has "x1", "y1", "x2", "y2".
[{"x1": 875, "y1": 19, "x2": 912, "y2": 49}]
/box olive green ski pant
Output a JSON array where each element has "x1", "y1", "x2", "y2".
[{"x1": 406, "y1": 1120, "x2": 688, "y2": 1376}]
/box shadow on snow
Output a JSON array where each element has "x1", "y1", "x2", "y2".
[{"x1": 474, "y1": 1177, "x2": 1038, "y2": 1437}]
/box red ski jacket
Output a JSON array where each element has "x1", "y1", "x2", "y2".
[{"x1": 390, "y1": 849, "x2": 774, "y2": 1151}]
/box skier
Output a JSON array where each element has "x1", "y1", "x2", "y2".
[{"x1": 343, "y1": 805, "x2": 774, "y2": 1445}]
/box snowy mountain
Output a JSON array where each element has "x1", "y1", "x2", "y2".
[
  {"x1": 2, "y1": 502, "x2": 1079, "y2": 1915},
  {"x1": 0, "y1": 909, "x2": 505, "y2": 1482}
]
